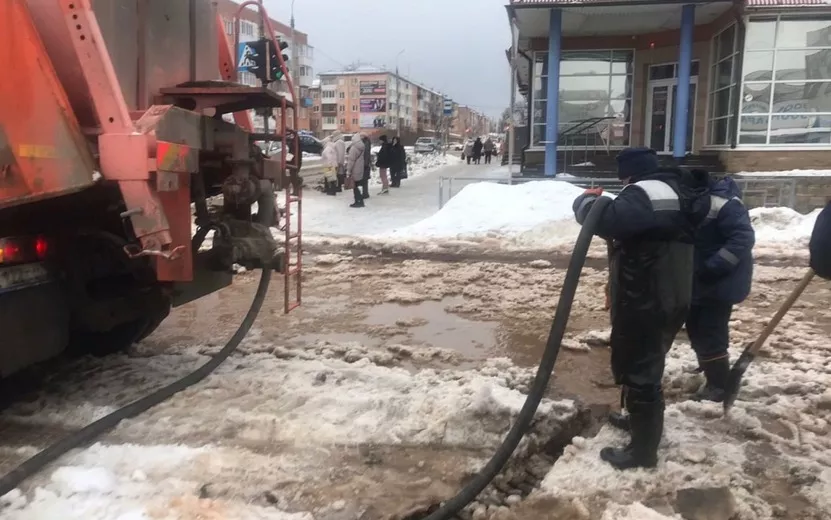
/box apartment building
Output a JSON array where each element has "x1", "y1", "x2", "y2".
[
  {"x1": 453, "y1": 105, "x2": 492, "y2": 139},
  {"x1": 216, "y1": 0, "x2": 314, "y2": 131}
]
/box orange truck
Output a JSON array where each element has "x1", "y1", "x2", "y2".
[{"x1": 0, "y1": 0, "x2": 301, "y2": 378}]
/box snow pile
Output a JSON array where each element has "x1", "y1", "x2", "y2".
[
  {"x1": 379, "y1": 181, "x2": 585, "y2": 249},
  {"x1": 750, "y1": 206, "x2": 821, "y2": 258}
]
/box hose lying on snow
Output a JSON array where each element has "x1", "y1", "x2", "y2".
[
  {"x1": 424, "y1": 196, "x2": 612, "y2": 520},
  {"x1": 0, "y1": 268, "x2": 272, "y2": 497}
]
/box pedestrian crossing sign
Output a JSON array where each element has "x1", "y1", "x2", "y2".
[{"x1": 237, "y1": 43, "x2": 259, "y2": 72}]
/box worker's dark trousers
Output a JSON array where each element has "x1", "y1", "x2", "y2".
[
  {"x1": 686, "y1": 302, "x2": 733, "y2": 363},
  {"x1": 610, "y1": 308, "x2": 686, "y2": 400}
]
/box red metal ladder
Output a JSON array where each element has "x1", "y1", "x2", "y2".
[{"x1": 226, "y1": 0, "x2": 302, "y2": 314}]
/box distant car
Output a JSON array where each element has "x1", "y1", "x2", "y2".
[
  {"x1": 414, "y1": 137, "x2": 440, "y2": 154},
  {"x1": 453, "y1": 142, "x2": 464, "y2": 151}
]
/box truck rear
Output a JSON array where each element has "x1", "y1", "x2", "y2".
[{"x1": 0, "y1": 0, "x2": 302, "y2": 379}]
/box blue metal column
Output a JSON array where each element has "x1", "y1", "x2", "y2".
[
  {"x1": 544, "y1": 9, "x2": 562, "y2": 176},
  {"x1": 673, "y1": 4, "x2": 696, "y2": 159}
]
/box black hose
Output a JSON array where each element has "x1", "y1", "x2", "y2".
[
  {"x1": 424, "y1": 196, "x2": 612, "y2": 520},
  {"x1": 0, "y1": 268, "x2": 272, "y2": 497}
]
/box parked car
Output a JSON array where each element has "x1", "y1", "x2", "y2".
[
  {"x1": 414, "y1": 137, "x2": 440, "y2": 154},
  {"x1": 453, "y1": 142, "x2": 464, "y2": 151}
]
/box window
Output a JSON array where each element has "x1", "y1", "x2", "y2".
[
  {"x1": 324, "y1": 117, "x2": 336, "y2": 125},
  {"x1": 351, "y1": 91, "x2": 358, "y2": 98},
  {"x1": 706, "y1": 25, "x2": 740, "y2": 145},
  {"x1": 738, "y1": 16, "x2": 831, "y2": 145},
  {"x1": 339, "y1": 92, "x2": 345, "y2": 99},
  {"x1": 223, "y1": 19, "x2": 234, "y2": 36},
  {"x1": 339, "y1": 105, "x2": 345, "y2": 112},
  {"x1": 314, "y1": 106, "x2": 320, "y2": 112},
  {"x1": 322, "y1": 77, "x2": 337, "y2": 86},
  {"x1": 531, "y1": 50, "x2": 634, "y2": 148},
  {"x1": 339, "y1": 79, "x2": 345, "y2": 85},
  {"x1": 352, "y1": 78, "x2": 358, "y2": 85},
  {"x1": 240, "y1": 21, "x2": 256, "y2": 37},
  {"x1": 352, "y1": 118, "x2": 359, "y2": 125},
  {"x1": 340, "y1": 118, "x2": 346, "y2": 125},
  {"x1": 352, "y1": 105, "x2": 358, "y2": 111}
]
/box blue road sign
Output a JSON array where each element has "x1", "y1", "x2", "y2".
[
  {"x1": 237, "y1": 42, "x2": 260, "y2": 72},
  {"x1": 443, "y1": 98, "x2": 453, "y2": 116}
]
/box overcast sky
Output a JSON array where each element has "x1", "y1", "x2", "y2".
[{"x1": 263, "y1": 0, "x2": 511, "y2": 118}]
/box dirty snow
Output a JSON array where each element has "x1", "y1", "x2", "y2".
[{"x1": 737, "y1": 169, "x2": 831, "y2": 177}]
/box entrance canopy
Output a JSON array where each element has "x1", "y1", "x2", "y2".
[{"x1": 509, "y1": 0, "x2": 733, "y2": 38}]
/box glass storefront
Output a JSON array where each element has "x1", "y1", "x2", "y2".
[
  {"x1": 738, "y1": 16, "x2": 831, "y2": 145},
  {"x1": 707, "y1": 25, "x2": 740, "y2": 145},
  {"x1": 531, "y1": 50, "x2": 633, "y2": 148}
]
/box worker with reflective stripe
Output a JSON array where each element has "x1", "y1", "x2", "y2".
[
  {"x1": 572, "y1": 147, "x2": 709, "y2": 470},
  {"x1": 686, "y1": 173, "x2": 755, "y2": 402}
]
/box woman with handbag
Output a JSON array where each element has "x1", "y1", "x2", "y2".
[{"x1": 389, "y1": 136, "x2": 407, "y2": 188}]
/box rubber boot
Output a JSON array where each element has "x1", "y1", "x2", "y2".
[
  {"x1": 336, "y1": 174, "x2": 344, "y2": 192},
  {"x1": 600, "y1": 397, "x2": 663, "y2": 470},
  {"x1": 694, "y1": 356, "x2": 730, "y2": 403},
  {"x1": 325, "y1": 180, "x2": 337, "y2": 196}
]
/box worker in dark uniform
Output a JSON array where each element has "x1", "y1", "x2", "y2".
[
  {"x1": 572, "y1": 147, "x2": 709, "y2": 470},
  {"x1": 685, "y1": 172, "x2": 755, "y2": 402},
  {"x1": 810, "y1": 200, "x2": 831, "y2": 280}
]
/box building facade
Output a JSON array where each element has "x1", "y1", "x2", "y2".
[
  {"x1": 453, "y1": 105, "x2": 493, "y2": 139},
  {"x1": 216, "y1": 0, "x2": 314, "y2": 131},
  {"x1": 508, "y1": 0, "x2": 831, "y2": 174},
  {"x1": 312, "y1": 67, "x2": 455, "y2": 141}
]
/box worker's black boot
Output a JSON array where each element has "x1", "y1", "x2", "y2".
[
  {"x1": 694, "y1": 356, "x2": 730, "y2": 403},
  {"x1": 600, "y1": 396, "x2": 663, "y2": 470}
]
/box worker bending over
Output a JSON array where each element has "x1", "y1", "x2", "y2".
[{"x1": 572, "y1": 147, "x2": 709, "y2": 470}]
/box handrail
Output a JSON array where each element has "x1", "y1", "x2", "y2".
[{"x1": 558, "y1": 116, "x2": 615, "y2": 142}]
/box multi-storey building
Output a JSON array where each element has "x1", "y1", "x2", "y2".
[{"x1": 216, "y1": 0, "x2": 314, "y2": 131}]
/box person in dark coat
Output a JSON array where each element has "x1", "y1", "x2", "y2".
[
  {"x1": 810, "y1": 200, "x2": 831, "y2": 280},
  {"x1": 472, "y1": 137, "x2": 484, "y2": 164},
  {"x1": 684, "y1": 173, "x2": 755, "y2": 402},
  {"x1": 389, "y1": 136, "x2": 407, "y2": 188},
  {"x1": 361, "y1": 134, "x2": 372, "y2": 200},
  {"x1": 375, "y1": 134, "x2": 392, "y2": 194},
  {"x1": 572, "y1": 147, "x2": 709, "y2": 470}
]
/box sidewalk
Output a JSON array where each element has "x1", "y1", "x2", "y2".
[{"x1": 302, "y1": 157, "x2": 507, "y2": 239}]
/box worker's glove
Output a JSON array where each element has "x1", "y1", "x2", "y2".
[{"x1": 584, "y1": 187, "x2": 604, "y2": 197}]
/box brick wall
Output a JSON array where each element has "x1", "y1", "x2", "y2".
[
  {"x1": 736, "y1": 176, "x2": 831, "y2": 213},
  {"x1": 719, "y1": 150, "x2": 831, "y2": 172}
]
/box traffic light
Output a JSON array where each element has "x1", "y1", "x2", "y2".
[
  {"x1": 245, "y1": 38, "x2": 289, "y2": 84},
  {"x1": 269, "y1": 38, "x2": 290, "y2": 81}
]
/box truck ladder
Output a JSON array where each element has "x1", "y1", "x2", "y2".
[{"x1": 230, "y1": 0, "x2": 303, "y2": 314}]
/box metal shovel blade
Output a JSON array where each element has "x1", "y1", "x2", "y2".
[{"x1": 723, "y1": 344, "x2": 756, "y2": 413}]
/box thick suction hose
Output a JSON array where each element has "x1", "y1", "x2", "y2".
[
  {"x1": 424, "y1": 196, "x2": 612, "y2": 520},
  {"x1": 0, "y1": 268, "x2": 272, "y2": 497}
]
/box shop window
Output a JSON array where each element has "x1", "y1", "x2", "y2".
[
  {"x1": 707, "y1": 24, "x2": 739, "y2": 145},
  {"x1": 739, "y1": 16, "x2": 831, "y2": 145},
  {"x1": 530, "y1": 49, "x2": 633, "y2": 148}
]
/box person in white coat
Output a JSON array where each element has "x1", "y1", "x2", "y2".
[
  {"x1": 345, "y1": 132, "x2": 367, "y2": 208},
  {"x1": 331, "y1": 131, "x2": 347, "y2": 192},
  {"x1": 320, "y1": 136, "x2": 339, "y2": 196}
]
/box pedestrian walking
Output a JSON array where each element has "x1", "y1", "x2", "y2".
[
  {"x1": 320, "y1": 136, "x2": 340, "y2": 196},
  {"x1": 345, "y1": 132, "x2": 366, "y2": 208},
  {"x1": 463, "y1": 140, "x2": 474, "y2": 165},
  {"x1": 390, "y1": 136, "x2": 407, "y2": 188},
  {"x1": 483, "y1": 137, "x2": 495, "y2": 164},
  {"x1": 684, "y1": 172, "x2": 755, "y2": 403},
  {"x1": 375, "y1": 134, "x2": 392, "y2": 195},
  {"x1": 361, "y1": 134, "x2": 372, "y2": 200},
  {"x1": 572, "y1": 147, "x2": 709, "y2": 470},
  {"x1": 473, "y1": 137, "x2": 484, "y2": 164},
  {"x1": 333, "y1": 131, "x2": 346, "y2": 192}
]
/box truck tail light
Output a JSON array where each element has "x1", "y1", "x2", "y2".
[{"x1": 0, "y1": 236, "x2": 52, "y2": 265}]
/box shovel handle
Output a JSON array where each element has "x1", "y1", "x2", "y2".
[{"x1": 750, "y1": 268, "x2": 815, "y2": 354}]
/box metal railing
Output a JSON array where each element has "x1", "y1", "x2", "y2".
[{"x1": 437, "y1": 175, "x2": 799, "y2": 210}]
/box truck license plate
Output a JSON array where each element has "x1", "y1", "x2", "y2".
[{"x1": 0, "y1": 263, "x2": 51, "y2": 292}]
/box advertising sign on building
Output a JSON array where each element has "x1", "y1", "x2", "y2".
[
  {"x1": 360, "y1": 81, "x2": 387, "y2": 95},
  {"x1": 360, "y1": 98, "x2": 387, "y2": 113},
  {"x1": 360, "y1": 114, "x2": 386, "y2": 128}
]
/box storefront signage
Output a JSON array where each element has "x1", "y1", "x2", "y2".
[
  {"x1": 742, "y1": 100, "x2": 816, "y2": 131},
  {"x1": 360, "y1": 81, "x2": 386, "y2": 95},
  {"x1": 360, "y1": 98, "x2": 387, "y2": 113}
]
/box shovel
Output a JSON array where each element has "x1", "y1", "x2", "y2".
[{"x1": 723, "y1": 268, "x2": 815, "y2": 413}]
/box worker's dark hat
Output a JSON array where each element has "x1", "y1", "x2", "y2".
[{"x1": 616, "y1": 147, "x2": 659, "y2": 180}]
